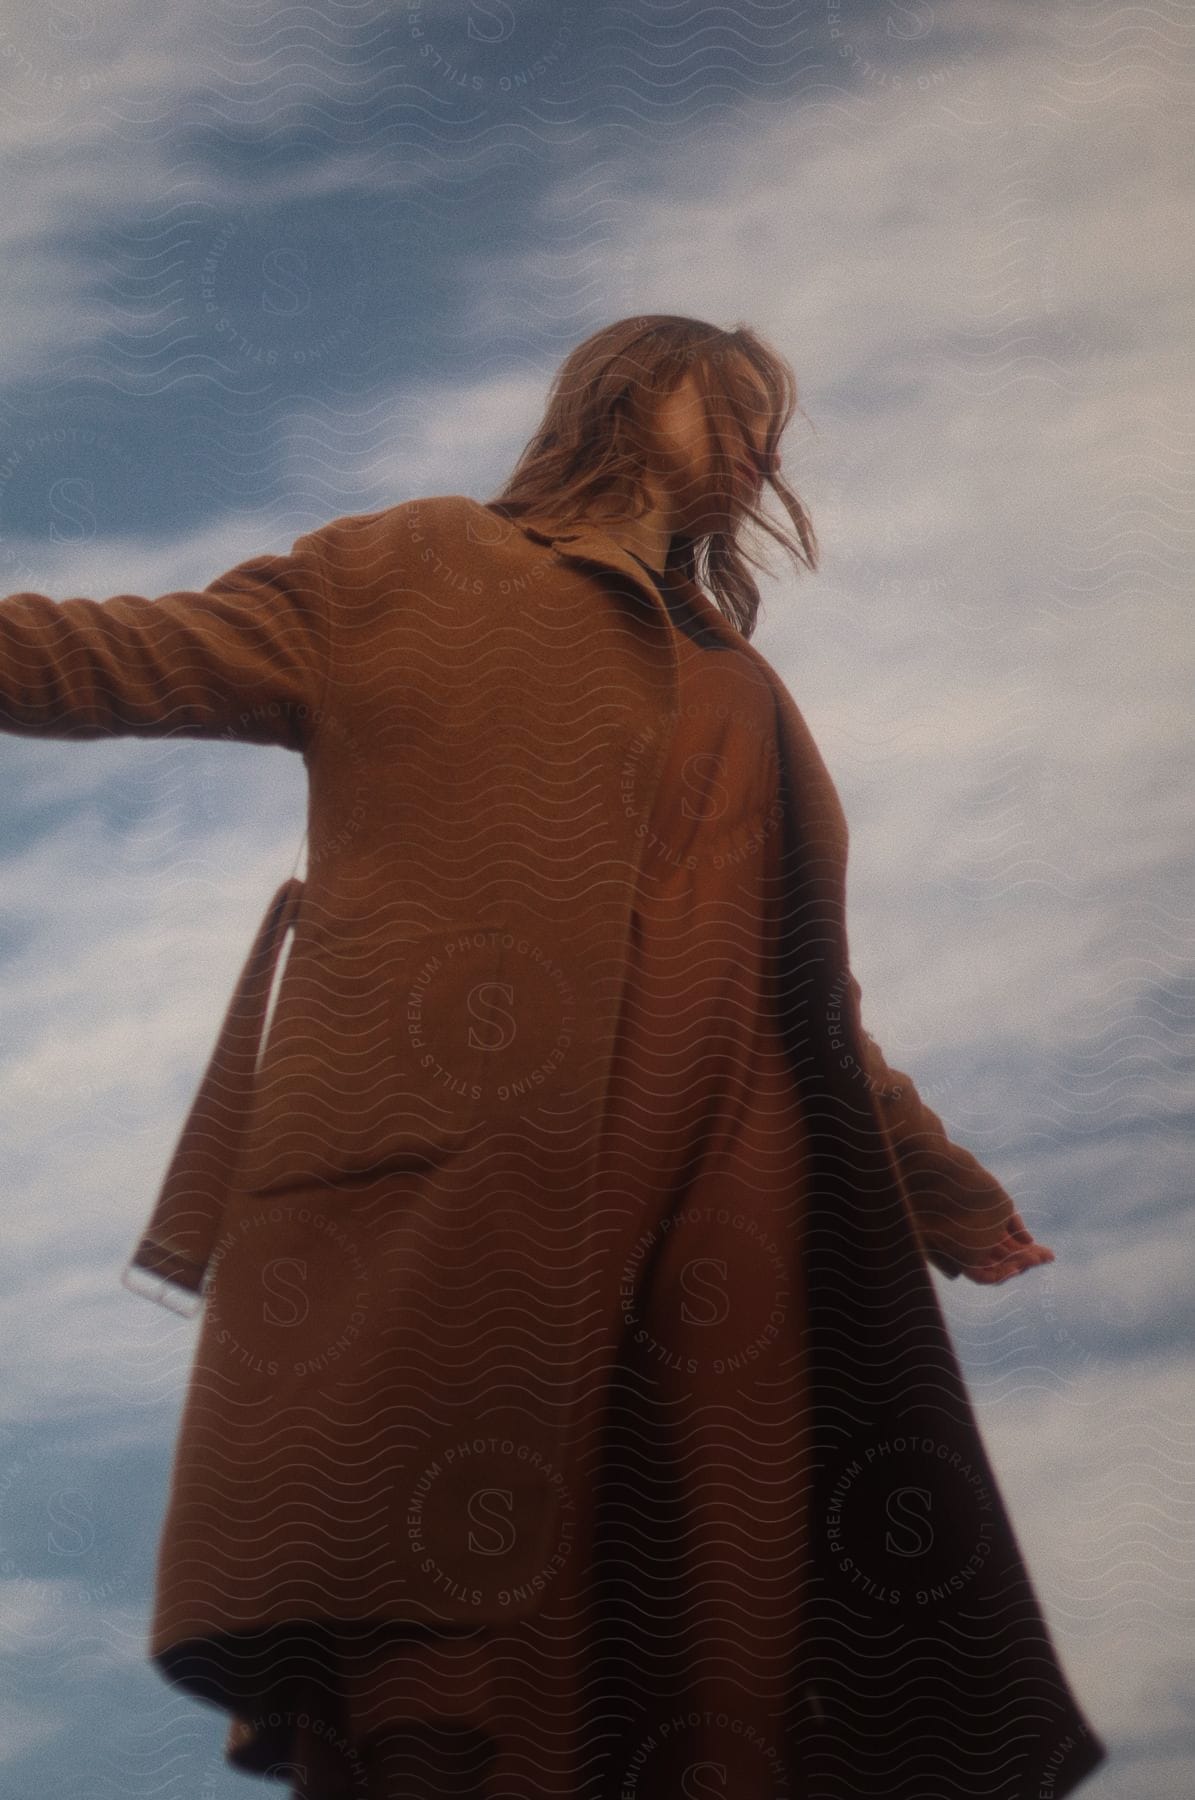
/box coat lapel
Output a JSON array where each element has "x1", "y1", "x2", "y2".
[{"x1": 492, "y1": 510, "x2": 685, "y2": 625}]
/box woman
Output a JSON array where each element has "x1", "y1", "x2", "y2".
[{"x1": 2, "y1": 315, "x2": 1104, "y2": 1798}]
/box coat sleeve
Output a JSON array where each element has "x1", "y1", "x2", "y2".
[
  {"x1": 0, "y1": 528, "x2": 332, "y2": 750},
  {"x1": 846, "y1": 971, "x2": 1018, "y2": 1278}
]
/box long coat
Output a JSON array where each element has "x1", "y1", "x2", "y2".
[{"x1": 0, "y1": 495, "x2": 1106, "y2": 1796}]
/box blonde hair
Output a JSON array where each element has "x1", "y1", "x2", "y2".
[{"x1": 487, "y1": 313, "x2": 818, "y2": 637}]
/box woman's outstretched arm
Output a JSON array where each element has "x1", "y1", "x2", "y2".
[
  {"x1": 0, "y1": 528, "x2": 332, "y2": 750},
  {"x1": 846, "y1": 971, "x2": 1056, "y2": 1285}
]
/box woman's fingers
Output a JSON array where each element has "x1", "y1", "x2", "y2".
[
  {"x1": 922, "y1": 1209, "x2": 1056, "y2": 1284},
  {"x1": 956, "y1": 1231, "x2": 1056, "y2": 1284}
]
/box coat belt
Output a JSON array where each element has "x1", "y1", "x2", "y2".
[{"x1": 121, "y1": 875, "x2": 305, "y2": 1315}]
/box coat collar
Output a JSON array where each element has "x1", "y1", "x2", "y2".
[
  {"x1": 481, "y1": 501, "x2": 670, "y2": 606},
  {"x1": 476, "y1": 499, "x2": 745, "y2": 651}
]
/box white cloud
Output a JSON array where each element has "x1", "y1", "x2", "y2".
[
  {"x1": 0, "y1": 1690, "x2": 67, "y2": 1765},
  {"x1": 969, "y1": 1352, "x2": 1195, "y2": 1751}
]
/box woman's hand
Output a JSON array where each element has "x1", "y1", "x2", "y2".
[{"x1": 924, "y1": 1208, "x2": 1056, "y2": 1284}]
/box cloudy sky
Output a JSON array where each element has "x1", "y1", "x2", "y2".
[{"x1": 1, "y1": 0, "x2": 1191, "y2": 1793}]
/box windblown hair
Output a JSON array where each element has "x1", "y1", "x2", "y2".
[{"x1": 487, "y1": 313, "x2": 818, "y2": 637}]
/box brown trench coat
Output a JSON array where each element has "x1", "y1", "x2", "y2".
[{"x1": 0, "y1": 495, "x2": 1106, "y2": 1796}]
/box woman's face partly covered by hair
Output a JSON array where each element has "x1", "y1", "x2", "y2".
[
  {"x1": 637, "y1": 353, "x2": 777, "y2": 540},
  {"x1": 488, "y1": 316, "x2": 817, "y2": 633}
]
